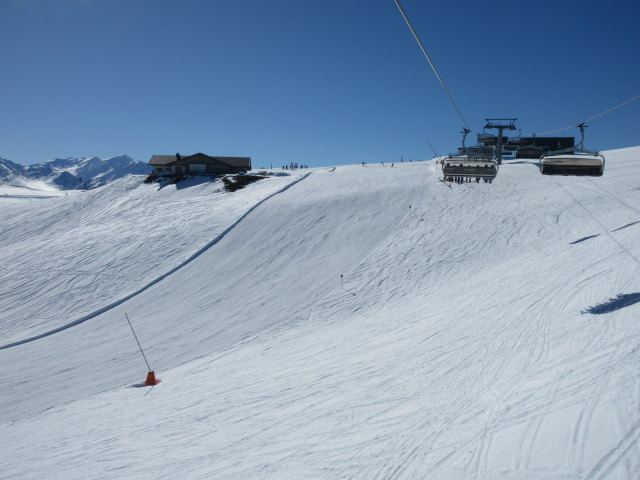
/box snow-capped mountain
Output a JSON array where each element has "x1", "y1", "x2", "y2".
[
  {"x1": 0, "y1": 155, "x2": 150, "y2": 190},
  {"x1": 0, "y1": 156, "x2": 26, "y2": 177}
]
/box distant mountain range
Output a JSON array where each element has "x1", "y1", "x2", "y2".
[{"x1": 0, "y1": 155, "x2": 151, "y2": 190}]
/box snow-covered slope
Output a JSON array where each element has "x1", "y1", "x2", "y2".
[
  {"x1": 0, "y1": 155, "x2": 150, "y2": 190},
  {"x1": 1, "y1": 149, "x2": 639, "y2": 479},
  {"x1": 0, "y1": 182, "x2": 65, "y2": 197},
  {"x1": 0, "y1": 173, "x2": 306, "y2": 344}
]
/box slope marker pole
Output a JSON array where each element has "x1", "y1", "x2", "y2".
[{"x1": 125, "y1": 313, "x2": 160, "y2": 386}]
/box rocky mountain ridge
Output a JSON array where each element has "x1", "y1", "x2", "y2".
[{"x1": 0, "y1": 155, "x2": 150, "y2": 190}]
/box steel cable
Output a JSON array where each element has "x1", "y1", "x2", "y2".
[
  {"x1": 393, "y1": 0, "x2": 470, "y2": 130},
  {"x1": 533, "y1": 94, "x2": 640, "y2": 136}
]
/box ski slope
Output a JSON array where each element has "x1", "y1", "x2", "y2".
[
  {"x1": 1, "y1": 150, "x2": 639, "y2": 479},
  {"x1": 0, "y1": 173, "x2": 306, "y2": 344}
]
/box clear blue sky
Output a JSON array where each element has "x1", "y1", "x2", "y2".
[{"x1": 1, "y1": 0, "x2": 639, "y2": 167}]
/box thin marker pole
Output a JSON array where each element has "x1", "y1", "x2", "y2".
[{"x1": 125, "y1": 313, "x2": 152, "y2": 372}]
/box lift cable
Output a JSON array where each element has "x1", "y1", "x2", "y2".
[
  {"x1": 582, "y1": 94, "x2": 640, "y2": 124},
  {"x1": 426, "y1": 136, "x2": 441, "y2": 158},
  {"x1": 533, "y1": 94, "x2": 640, "y2": 136},
  {"x1": 393, "y1": 0, "x2": 470, "y2": 130}
]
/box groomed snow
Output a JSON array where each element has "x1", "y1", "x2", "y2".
[
  {"x1": 0, "y1": 173, "x2": 306, "y2": 344},
  {"x1": 1, "y1": 151, "x2": 639, "y2": 479}
]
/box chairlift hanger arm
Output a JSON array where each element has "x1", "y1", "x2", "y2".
[{"x1": 461, "y1": 128, "x2": 471, "y2": 148}]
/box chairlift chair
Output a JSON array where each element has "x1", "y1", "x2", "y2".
[
  {"x1": 540, "y1": 123, "x2": 605, "y2": 176},
  {"x1": 540, "y1": 154, "x2": 605, "y2": 176},
  {"x1": 442, "y1": 156, "x2": 498, "y2": 179},
  {"x1": 515, "y1": 134, "x2": 545, "y2": 159},
  {"x1": 517, "y1": 145, "x2": 546, "y2": 159},
  {"x1": 442, "y1": 128, "x2": 499, "y2": 183}
]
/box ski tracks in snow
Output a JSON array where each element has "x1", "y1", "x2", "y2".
[
  {"x1": 0, "y1": 173, "x2": 311, "y2": 351},
  {"x1": 2, "y1": 156, "x2": 640, "y2": 478},
  {"x1": 586, "y1": 421, "x2": 640, "y2": 479},
  {"x1": 310, "y1": 162, "x2": 640, "y2": 478}
]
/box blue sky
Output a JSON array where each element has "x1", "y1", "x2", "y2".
[{"x1": 1, "y1": 0, "x2": 639, "y2": 167}]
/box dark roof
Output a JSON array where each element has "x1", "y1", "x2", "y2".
[
  {"x1": 148, "y1": 153, "x2": 251, "y2": 168},
  {"x1": 148, "y1": 155, "x2": 177, "y2": 166}
]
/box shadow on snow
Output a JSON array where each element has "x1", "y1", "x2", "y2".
[
  {"x1": 611, "y1": 220, "x2": 640, "y2": 232},
  {"x1": 582, "y1": 293, "x2": 640, "y2": 314},
  {"x1": 570, "y1": 234, "x2": 600, "y2": 244}
]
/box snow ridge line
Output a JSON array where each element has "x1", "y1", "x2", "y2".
[{"x1": 0, "y1": 173, "x2": 312, "y2": 351}]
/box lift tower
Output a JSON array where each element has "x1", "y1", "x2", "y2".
[{"x1": 484, "y1": 119, "x2": 517, "y2": 165}]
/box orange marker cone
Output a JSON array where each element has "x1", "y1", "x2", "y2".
[{"x1": 144, "y1": 371, "x2": 160, "y2": 386}]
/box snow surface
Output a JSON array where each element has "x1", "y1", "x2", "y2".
[
  {"x1": 1, "y1": 151, "x2": 639, "y2": 479},
  {"x1": 0, "y1": 181, "x2": 63, "y2": 195}
]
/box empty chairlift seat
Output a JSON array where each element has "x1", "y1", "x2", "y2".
[
  {"x1": 538, "y1": 123, "x2": 605, "y2": 177},
  {"x1": 540, "y1": 153, "x2": 605, "y2": 176}
]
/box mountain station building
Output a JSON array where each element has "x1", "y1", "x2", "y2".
[{"x1": 149, "y1": 153, "x2": 252, "y2": 176}]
